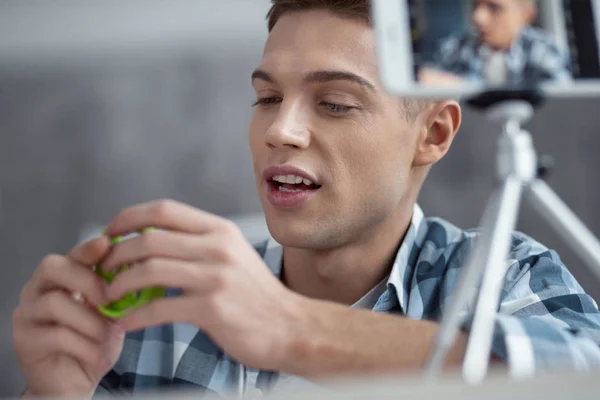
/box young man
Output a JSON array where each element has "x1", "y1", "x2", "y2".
[
  {"x1": 419, "y1": 0, "x2": 572, "y2": 86},
  {"x1": 13, "y1": 0, "x2": 600, "y2": 398}
]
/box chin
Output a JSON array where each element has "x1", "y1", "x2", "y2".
[
  {"x1": 265, "y1": 211, "x2": 351, "y2": 250},
  {"x1": 264, "y1": 211, "x2": 323, "y2": 248}
]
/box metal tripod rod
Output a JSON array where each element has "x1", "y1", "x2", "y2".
[
  {"x1": 423, "y1": 187, "x2": 503, "y2": 378},
  {"x1": 424, "y1": 100, "x2": 537, "y2": 381},
  {"x1": 457, "y1": 100, "x2": 538, "y2": 383},
  {"x1": 526, "y1": 180, "x2": 600, "y2": 282},
  {"x1": 461, "y1": 107, "x2": 537, "y2": 384},
  {"x1": 462, "y1": 176, "x2": 523, "y2": 384}
]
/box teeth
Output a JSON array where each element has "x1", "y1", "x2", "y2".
[
  {"x1": 271, "y1": 174, "x2": 316, "y2": 186},
  {"x1": 279, "y1": 186, "x2": 303, "y2": 193},
  {"x1": 271, "y1": 175, "x2": 287, "y2": 183}
]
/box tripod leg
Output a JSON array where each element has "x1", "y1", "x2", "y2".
[
  {"x1": 462, "y1": 177, "x2": 523, "y2": 384},
  {"x1": 526, "y1": 179, "x2": 600, "y2": 283},
  {"x1": 424, "y1": 182, "x2": 506, "y2": 379}
]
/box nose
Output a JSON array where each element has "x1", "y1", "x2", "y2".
[{"x1": 264, "y1": 100, "x2": 310, "y2": 150}]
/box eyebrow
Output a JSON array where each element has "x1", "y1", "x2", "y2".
[{"x1": 251, "y1": 69, "x2": 376, "y2": 91}]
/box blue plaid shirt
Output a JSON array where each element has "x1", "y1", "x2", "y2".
[
  {"x1": 427, "y1": 27, "x2": 572, "y2": 85},
  {"x1": 95, "y1": 205, "x2": 600, "y2": 397}
]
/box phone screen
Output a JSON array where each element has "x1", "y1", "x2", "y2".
[{"x1": 409, "y1": 0, "x2": 600, "y2": 88}]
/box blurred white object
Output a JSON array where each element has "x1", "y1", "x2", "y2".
[{"x1": 98, "y1": 368, "x2": 600, "y2": 399}]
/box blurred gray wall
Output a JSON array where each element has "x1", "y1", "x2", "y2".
[{"x1": 1, "y1": 1, "x2": 600, "y2": 396}]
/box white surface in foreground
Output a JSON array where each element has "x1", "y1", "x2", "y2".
[{"x1": 96, "y1": 368, "x2": 600, "y2": 399}]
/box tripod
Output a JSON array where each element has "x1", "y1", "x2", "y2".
[{"x1": 423, "y1": 92, "x2": 600, "y2": 384}]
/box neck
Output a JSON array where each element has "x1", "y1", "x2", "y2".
[
  {"x1": 489, "y1": 29, "x2": 525, "y2": 52},
  {"x1": 281, "y1": 203, "x2": 414, "y2": 306}
]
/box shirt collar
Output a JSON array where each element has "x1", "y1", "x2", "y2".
[
  {"x1": 505, "y1": 27, "x2": 529, "y2": 71},
  {"x1": 385, "y1": 204, "x2": 425, "y2": 312},
  {"x1": 262, "y1": 204, "x2": 426, "y2": 313}
]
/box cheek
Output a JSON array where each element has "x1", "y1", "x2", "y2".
[
  {"x1": 248, "y1": 114, "x2": 266, "y2": 162},
  {"x1": 333, "y1": 123, "x2": 413, "y2": 195},
  {"x1": 498, "y1": 16, "x2": 518, "y2": 34}
]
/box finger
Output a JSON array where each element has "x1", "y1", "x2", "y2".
[
  {"x1": 24, "y1": 291, "x2": 117, "y2": 343},
  {"x1": 105, "y1": 199, "x2": 233, "y2": 237},
  {"x1": 67, "y1": 236, "x2": 111, "y2": 266},
  {"x1": 25, "y1": 254, "x2": 109, "y2": 306},
  {"x1": 116, "y1": 296, "x2": 208, "y2": 332},
  {"x1": 22, "y1": 325, "x2": 114, "y2": 371},
  {"x1": 105, "y1": 258, "x2": 224, "y2": 301},
  {"x1": 100, "y1": 230, "x2": 224, "y2": 272}
]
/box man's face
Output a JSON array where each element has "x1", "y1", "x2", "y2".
[
  {"x1": 248, "y1": 10, "x2": 423, "y2": 249},
  {"x1": 471, "y1": 0, "x2": 535, "y2": 50}
]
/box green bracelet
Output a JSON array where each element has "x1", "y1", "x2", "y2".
[{"x1": 94, "y1": 227, "x2": 166, "y2": 318}]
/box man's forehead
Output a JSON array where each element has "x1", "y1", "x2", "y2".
[{"x1": 258, "y1": 10, "x2": 378, "y2": 83}]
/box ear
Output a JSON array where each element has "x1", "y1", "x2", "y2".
[
  {"x1": 523, "y1": 4, "x2": 537, "y2": 25},
  {"x1": 412, "y1": 100, "x2": 461, "y2": 167}
]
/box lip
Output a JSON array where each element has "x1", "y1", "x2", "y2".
[
  {"x1": 266, "y1": 184, "x2": 319, "y2": 209},
  {"x1": 262, "y1": 164, "x2": 322, "y2": 209},
  {"x1": 262, "y1": 164, "x2": 320, "y2": 185}
]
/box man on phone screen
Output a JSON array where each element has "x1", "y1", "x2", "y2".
[{"x1": 420, "y1": 0, "x2": 572, "y2": 86}]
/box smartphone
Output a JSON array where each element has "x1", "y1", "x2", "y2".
[{"x1": 372, "y1": 0, "x2": 600, "y2": 99}]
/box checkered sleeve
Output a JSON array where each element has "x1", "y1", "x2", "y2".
[
  {"x1": 425, "y1": 35, "x2": 481, "y2": 82},
  {"x1": 474, "y1": 236, "x2": 600, "y2": 377},
  {"x1": 92, "y1": 383, "x2": 112, "y2": 398},
  {"x1": 525, "y1": 33, "x2": 572, "y2": 83},
  {"x1": 430, "y1": 36, "x2": 467, "y2": 72}
]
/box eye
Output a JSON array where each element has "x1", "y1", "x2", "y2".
[
  {"x1": 320, "y1": 102, "x2": 352, "y2": 113},
  {"x1": 252, "y1": 97, "x2": 282, "y2": 107},
  {"x1": 487, "y1": 3, "x2": 501, "y2": 13}
]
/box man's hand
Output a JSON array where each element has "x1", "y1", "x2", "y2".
[
  {"x1": 98, "y1": 199, "x2": 473, "y2": 378},
  {"x1": 418, "y1": 68, "x2": 466, "y2": 87},
  {"x1": 101, "y1": 199, "x2": 305, "y2": 371},
  {"x1": 13, "y1": 237, "x2": 125, "y2": 398}
]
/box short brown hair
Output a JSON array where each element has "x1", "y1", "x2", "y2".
[{"x1": 267, "y1": 0, "x2": 371, "y2": 32}]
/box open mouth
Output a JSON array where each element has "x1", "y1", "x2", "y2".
[{"x1": 268, "y1": 174, "x2": 322, "y2": 193}]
